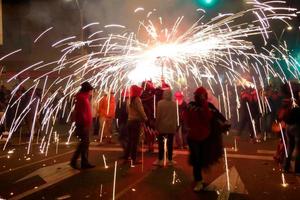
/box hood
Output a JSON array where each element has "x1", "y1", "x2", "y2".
[
  {"x1": 130, "y1": 85, "x2": 143, "y2": 97},
  {"x1": 194, "y1": 87, "x2": 208, "y2": 98}
]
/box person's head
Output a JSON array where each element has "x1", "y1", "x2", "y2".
[
  {"x1": 163, "y1": 89, "x2": 172, "y2": 101},
  {"x1": 194, "y1": 87, "x2": 208, "y2": 105},
  {"x1": 80, "y1": 81, "x2": 94, "y2": 95},
  {"x1": 142, "y1": 80, "x2": 154, "y2": 91}
]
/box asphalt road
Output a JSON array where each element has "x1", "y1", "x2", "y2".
[{"x1": 0, "y1": 132, "x2": 300, "y2": 200}]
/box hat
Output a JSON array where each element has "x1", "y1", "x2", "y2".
[
  {"x1": 174, "y1": 91, "x2": 184, "y2": 97},
  {"x1": 81, "y1": 81, "x2": 94, "y2": 92},
  {"x1": 194, "y1": 87, "x2": 208, "y2": 98},
  {"x1": 130, "y1": 85, "x2": 143, "y2": 97},
  {"x1": 161, "y1": 80, "x2": 170, "y2": 90}
]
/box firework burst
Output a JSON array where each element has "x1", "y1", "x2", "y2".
[{"x1": 0, "y1": 0, "x2": 299, "y2": 152}]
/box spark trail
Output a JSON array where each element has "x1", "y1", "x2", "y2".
[{"x1": 0, "y1": 0, "x2": 299, "y2": 152}]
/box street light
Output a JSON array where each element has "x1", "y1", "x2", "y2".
[{"x1": 196, "y1": 0, "x2": 218, "y2": 7}]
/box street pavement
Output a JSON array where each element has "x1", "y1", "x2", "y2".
[{"x1": 0, "y1": 131, "x2": 300, "y2": 200}]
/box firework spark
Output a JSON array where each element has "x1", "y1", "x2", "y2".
[{"x1": 0, "y1": 0, "x2": 299, "y2": 152}]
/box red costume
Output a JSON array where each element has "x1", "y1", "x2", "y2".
[{"x1": 74, "y1": 92, "x2": 92, "y2": 127}]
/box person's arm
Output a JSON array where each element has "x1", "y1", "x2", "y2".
[
  {"x1": 209, "y1": 103, "x2": 226, "y2": 122},
  {"x1": 209, "y1": 102, "x2": 231, "y2": 132},
  {"x1": 155, "y1": 101, "x2": 162, "y2": 129},
  {"x1": 74, "y1": 95, "x2": 85, "y2": 124},
  {"x1": 136, "y1": 98, "x2": 148, "y2": 121}
]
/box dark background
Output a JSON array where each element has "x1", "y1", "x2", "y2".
[{"x1": 0, "y1": 0, "x2": 299, "y2": 72}]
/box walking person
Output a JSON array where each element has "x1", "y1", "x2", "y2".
[
  {"x1": 281, "y1": 83, "x2": 300, "y2": 174},
  {"x1": 236, "y1": 86, "x2": 260, "y2": 142},
  {"x1": 98, "y1": 91, "x2": 116, "y2": 143},
  {"x1": 116, "y1": 89, "x2": 129, "y2": 158},
  {"x1": 284, "y1": 105, "x2": 300, "y2": 175},
  {"x1": 184, "y1": 87, "x2": 229, "y2": 192},
  {"x1": 174, "y1": 91, "x2": 188, "y2": 149},
  {"x1": 124, "y1": 85, "x2": 148, "y2": 165},
  {"x1": 153, "y1": 89, "x2": 177, "y2": 166},
  {"x1": 70, "y1": 82, "x2": 95, "y2": 169},
  {"x1": 140, "y1": 80, "x2": 156, "y2": 153}
]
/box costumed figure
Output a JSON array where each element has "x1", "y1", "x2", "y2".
[
  {"x1": 174, "y1": 91, "x2": 188, "y2": 149},
  {"x1": 98, "y1": 91, "x2": 116, "y2": 143},
  {"x1": 116, "y1": 89, "x2": 129, "y2": 158},
  {"x1": 153, "y1": 89, "x2": 177, "y2": 166},
  {"x1": 184, "y1": 87, "x2": 230, "y2": 192},
  {"x1": 70, "y1": 82, "x2": 95, "y2": 169},
  {"x1": 140, "y1": 80, "x2": 157, "y2": 152},
  {"x1": 124, "y1": 85, "x2": 148, "y2": 164}
]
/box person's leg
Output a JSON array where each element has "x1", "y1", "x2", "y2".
[
  {"x1": 71, "y1": 143, "x2": 80, "y2": 165},
  {"x1": 284, "y1": 131, "x2": 295, "y2": 172},
  {"x1": 182, "y1": 126, "x2": 188, "y2": 148},
  {"x1": 294, "y1": 127, "x2": 300, "y2": 174},
  {"x1": 253, "y1": 115, "x2": 261, "y2": 139},
  {"x1": 148, "y1": 127, "x2": 155, "y2": 153},
  {"x1": 188, "y1": 139, "x2": 203, "y2": 182},
  {"x1": 130, "y1": 121, "x2": 141, "y2": 162},
  {"x1": 103, "y1": 118, "x2": 109, "y2": 140},
  {"x1": 124, "y1": 121, "x2": 132, "y2": 160},
  {"x1": 118, "y1": 123, "x2": 127, "y2": 153},
  {"x1": 71, "y1": 125, "x2": 83, "y2": 166},
  {"x1": 92, "y1": 117, "x2": 98, "y2": 136},
  {"x1": 238, "y1": 113, "x2": 248, "y2": 137},
  {"x1": 157, "y1": 134, "x2": 164, "y2": 161},
  {"x1": 167, "y1": 134, "x2": 174, "y2": 161},
  {"x1": 99, "y1": 117, "x2": 104, "y2": 141},
  {"x1": 105, "y1": 118, "x2": 113, "y2": 142},
  {"x1": 174, "y1": 127, "x2": 182, "y2": 149},
  {"x1": 188, "y1": 139, "x2": 205, "y2": 192},
  {"x1": 295, "y1": 138, "x2": 300, "y2": 174},
  {"x1": 80, "y1": 129, "x2": 90, "y2": 166},
  {"x1": 80, "y1": 128, "x2": 95, "y2": 169}
]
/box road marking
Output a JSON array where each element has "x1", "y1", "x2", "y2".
[
  {"x1": 227, "y1": 154, "x2": 273, "y2": 161},
  {"x1": 90, "y1": 147, "x2": 274, "y2": 161},
  {"x1": 257, "y1": 150, "x2": 276, "y2": 154},
  {"x1": 207, "y1": 166, "x2": 248, "y2": 194},
  {"x1": 10, "y1": 162, "x2": 80, "y2": 200},
  {"x1": 0, "y1": 150, "x2": 74, "y2": 176},
  {"x1": 207, "y1": 166, "x2": 248, "y2": 200},
  {"x1": 225, "y1": 148, "x2": 238, "y2": 152},
  {"x1": 90, "y1": 146, "x2": 124, "y2": 152}
]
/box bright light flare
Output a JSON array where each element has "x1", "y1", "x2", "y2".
[{"x1": 127, "y1": 61, "x2": 163, "y2": 84}]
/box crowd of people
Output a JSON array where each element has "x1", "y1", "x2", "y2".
[
  {"x1": 1, "y1": 78, "x2": 300, "y2": 191},
  {"x1": 71, "y1": 81, "x2": 230, "y2": 192}
]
